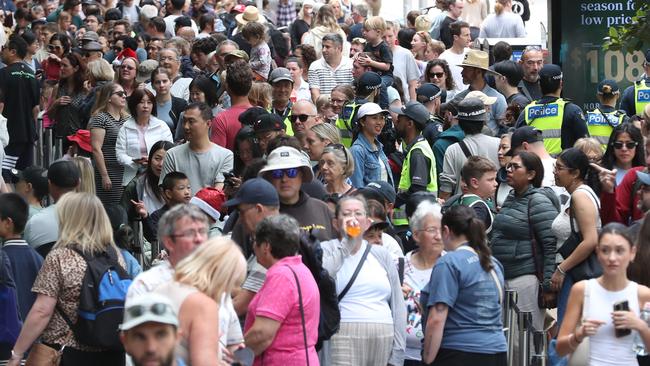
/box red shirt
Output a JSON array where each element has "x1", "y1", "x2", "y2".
[
  {"x1": 600, "y1": 166, "x2": 645, "y2": 225},
  {"x1": 210, "y1": 104, "x2": 251, "y2": 150}
]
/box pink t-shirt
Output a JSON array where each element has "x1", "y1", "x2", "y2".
[
  {"x1": 244, "y1": 255, "x2": 320, "y2": 366},
  {"x1": 210, "y1": 104, "x2": 251, "y2": 151}
]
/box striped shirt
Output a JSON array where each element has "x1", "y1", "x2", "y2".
[{"x1": 308, "y1": 56, "x2": 354, "y2": 96}]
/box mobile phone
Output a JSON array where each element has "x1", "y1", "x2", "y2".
[
  {"x1": 613, "y1": 300, "x2": 631, "y2": 337},
  {"x1": 232, "y1": 347, "x2": 254, "y2": 366}
]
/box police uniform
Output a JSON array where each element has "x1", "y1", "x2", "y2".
[
  {"x1": 585, "y1": 106, "x2": 628, "y2": 149},
  {"x1": 270, "y1": 102, "x2": 294, "y2": 136},
  {"x1": 336, "y1": 98, "x2": 366, "y2": 147},
  {"x1": 620, "y1": 77, "x2": 650, "y2": 117}
]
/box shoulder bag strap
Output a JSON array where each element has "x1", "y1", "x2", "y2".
[
  {"x1": 457, "y1": 246, "x2": 503, "y2": 304},
  {"x1": 570, "y1": 187, "x2": 600, "y2": 235},
  {"x1": 527, "y1": 196, "x2": 543, "y2": 283},
  {"x1": 458, "y1": 140, "x2": 472, "y2": 159},
  {"x1": 285, "y1": 266, "x2": 310, "y2": 366},
  {"x1": 337, "y1": 243, "x2": 372, "y2": 301}
]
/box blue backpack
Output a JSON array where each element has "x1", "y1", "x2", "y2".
[{"x1": 61, "y1": 246, "x2": 132, "y2": 350}]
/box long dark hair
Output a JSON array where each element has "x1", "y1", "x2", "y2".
[
  {"x1": 442, "y1": 205, "x2": 493, "y2": 272},
  {"x1": 557, "y1": 148, "x2": 591, "y2": 181},
  {"x1": 629, "y1": 214, "x2": 650, "y2": 286},
  {"x1": 61, "y1": 52, "x2": 86, "y2": 95},
  {"x1": 145, "y1": 140, "x2": 174, "y2": 201},
  {"x1": 189, "y1": 75, "x2": 219, "y2": 107},
  {"x1": 425, "y1": 59, "x2": 455, "y2": 90},
  {"x1": 601, "y1": 123, "x2": 645, "y2": 170},
  {"x1": 233, "y1": 126, "x2": 262, "y2": 176},
  {"x1": 515, "y1": 151, "x2": 545, "y2": 188}
]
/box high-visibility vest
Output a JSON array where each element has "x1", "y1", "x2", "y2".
[
  {"x1": 586, "y1": 109, "x2": 625, "y2": 150},
  {"x1": 393, "y1": 137, "x2": 438, "y2": 227},
  {"x1": 336, "y1": 102, "x2": 363, "y2": 147},
  {"x1": 524, "y1": 98, "x2": 567, "y2": 155},
  {"x1": 634, "y1": 80, "x2": 650, "y2": 115},
  {"x1": 269, "y1": 104, "x2": 294, "y2": 136}
]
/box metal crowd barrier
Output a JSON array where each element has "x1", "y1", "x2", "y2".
[
  {"x1": 503, "y1": 290, "x2": 548, "y2": 366},
  {"x1": 32, "y1": 118, "x2": 63, "y2": 170}
]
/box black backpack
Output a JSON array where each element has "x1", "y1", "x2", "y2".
[
  {"x1": 299, "y1": 231, "x2": 340, "y2": 350},
  {"x1": 61, "y1": 246, "x2": 132, "y2": 350}
]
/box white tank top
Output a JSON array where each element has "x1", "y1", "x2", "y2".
[{"x1": 586, "y1": 278, "x2": 639, "y2": 366}]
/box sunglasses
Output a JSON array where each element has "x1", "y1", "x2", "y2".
[
  {"x1": 429, "y1": 72, "x2": 444, "y2": 79},
  {"x1": 271, "y1": 168, "x2": 300, "y2": 179},
  {"x1": 112, "y1": 91, "x2": 127, "y2": 97},
  {"x1": 613, "y1": 141, "x2": 638, "y2": 150},
  {"x1": 126, "y1": 303, "x2": 174, "y2": 319},
  {"x1": 47, "y1": 44, "x2": 63, "y2": 51},
  {"x1": 289, "y1": 114, "x2": 314, "y2": 123}
]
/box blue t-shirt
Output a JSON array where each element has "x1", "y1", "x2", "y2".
[{"x1": 426, "y1": 247, "x2": 507, "y2": 354}]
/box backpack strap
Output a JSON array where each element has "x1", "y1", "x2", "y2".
[
  {"x1": 337, "y1": 243, "x2": 372, "y2": 301},
  {"x1": 458, "y1": 140, "x2": 472, "y2": 159},
  {"x1": 285, "y1": 266, "x2": 310, "y2": 366},
  {"x1": 527, "y1": 195, "x2": 543, "y2": 284}
]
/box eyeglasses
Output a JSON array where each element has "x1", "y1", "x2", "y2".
[
  {"x1": 289, "y1": 114, "x2": 315, "y2": 123},
  {"x1": 418, "y1": 226, "x2": 440, "y2": 235},
  {"x1": 330, "y1": 98, "x2": 346, "y2": 105},
  {"x1": 112, "y1": 91, "x2": 127, "y2": 97},
  {"x1": 126, "y1": 303, "x2": 175, "y2": 319},
  {"x1": 554, "y1": 163, "x2": 572, "y2": 172},
  {"x1": 612, "y1": 141, "x2": 638, "y2": 150},
  {"x1": 171, "y1": 228, "x2": 209, "y2": 239},
  {"x1": 429, "y1": 72, "x2": 444, "y2": 79},
  {"x1": 47, "y1": 44, "x2": 63, "y2": 51},
  {"x1": 505, "y1": 162, "x2": 523, "y2": 171},
  {"x1": 270, "y1": 168, "x2": 300, "y2": 179}
]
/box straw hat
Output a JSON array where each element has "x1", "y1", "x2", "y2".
[
  {"x1": 458, "y1": 49, "x2": 501, "y2": 75},
  {"x1": 235, "y1": 6, "x2": 266, "y2": 25}
]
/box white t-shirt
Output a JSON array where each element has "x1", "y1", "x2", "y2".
[
  {"x1": 391, "y1": 46, "x2": 421, "y2": 102},
  {"x1": 336, "y1": 242, "x2": 393, "y2": 324},
  {"x1": 439, "y1": 48, "x2": 469, "y2": 93}
]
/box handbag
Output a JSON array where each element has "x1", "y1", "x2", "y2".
[
  {"x1": 25, "y1": 343, "x2": 63, "y2": 366},
  {"x1": 567, "y1": 280, "x2": 591, "y2": 366},
  {"x1": 557, "y1": 189, "x2": 603, "y2": 282},
  {"x1": 528, "y1": 197, "x2": 557, "y2": 309}
]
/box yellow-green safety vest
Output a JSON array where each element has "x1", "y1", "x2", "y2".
[
  {"x1": 336, "y1": 102, "x2": 362, "y2": 147},
  {"x1": 524, "y1": 98, "x2": 567, "y2": 155},
  {"x1": 267, "y1": 107, "x2": 294, "y2": 136},
  {"x1": 335, "y1": 117, "x2": 353, "y2": 147},
  {"x1": 585, "y1": 109, "x2": 625, "y2": 150},
  {"x1": 393, "y1": 137, "x2": 438, "y2": 227},
  {"x1": 634, "y1": 80, "x2": 650, "y2": 115}
]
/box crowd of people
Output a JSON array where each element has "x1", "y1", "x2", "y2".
[{"x1": 1, "y1": 0, "x2": 650, "y2": 365}]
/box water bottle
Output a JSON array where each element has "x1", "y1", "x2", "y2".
[{"x1": 633, "y1": 302, "x2": 650, "y2": 356}]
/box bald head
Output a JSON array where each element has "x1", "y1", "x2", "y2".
[
  {"x1": 176, "y1": 26, "x2": 195, "y2": 42},
  {"x1": 291, "y1": 100, "x2": 321, "y2": 138}
]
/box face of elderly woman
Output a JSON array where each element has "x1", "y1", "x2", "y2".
[
  {"x1": 319, "y1": 151, "x2": 345, "y2": 185},
  {"x1": 413, "y1": 214, "x2": 443, "y2": 253}
]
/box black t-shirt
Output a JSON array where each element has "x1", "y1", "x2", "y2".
[
  {"x1": 364, "y1": 40, "x2": 394, "y2": 77},
  {"x1": 0, "y1": 62, "x2": 39, "y2": 144},
  {"x1": 506, "y1": 92, "x2": 532, "y2": 110},
  {"x1": 439, "y1": 16, "x2": 456, "y2": 49}
]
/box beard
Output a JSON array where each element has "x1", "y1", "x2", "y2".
[{"x1": 132, "y1": 349, "x2": 175, "y2": 366}]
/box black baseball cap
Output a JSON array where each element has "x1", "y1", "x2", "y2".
[
  {"x1": 645, "y1": 49, "x2": 650, "y2": 63},
  {"x1": 507, "y1": 126, "x2": 543, "y2": 156},
  {"x1": 390, "y1": 101, "x2": 431, "y2": 129},
  {"x1": 239, "y1": 107, "x2": 270, "y2": 126},
  {"x1": 46, "y1": 160, "x2": 80, "y2": 188},
  {"x1": 253, "y1": 113, "x2": 285, "y2": 133},
  {"x1": 357, "y1": 72, "x2": 382, "y2": 94},
  {"x1": 539, "y1": 64, "x2": 563, "y2": 81},
  {"x1": 457, "y1": 97, "x2": 487, "y2": 123},
  {"x1": 11, "y1": 167, "x2": 49, "y2": 196},
  {"x1": 416, "y1": 83, "x2": 442, "y2": 102}
]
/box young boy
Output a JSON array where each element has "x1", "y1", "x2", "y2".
[
  {"x1": 241, "y1": 21, "x2": 271, "y2": 81},
  {"x1": 451, "y1": 156, "x2": 498, "y2": 232},
  {"x1": 12, "y1": 167, "x2": 49, "y2": 219},
  {"x1": 140, "y1": 172, "x2": 192, "y2": 242},
  {"x1": 0, "y1": 193, "x2": 44, "y2": 321},
  {"x1": 361, "y1": 16, "x2": 394, "y2": 109}
]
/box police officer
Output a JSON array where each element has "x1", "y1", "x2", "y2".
[
  {"x1": 336, "y1": 71, "x2": 381, "y2": 147},
  {"x1": 516, "y1": 64, "x2": 588, "y2": 156},
  {"x1": 620, "y1": 49, "x2": 650, "y2": 117},
  {"x1": 390, "y1": 101, "x2": 438, "y2": 228},
  {"x1": 268, "y1": 67, "x2": 295, "y2": 136},
  {"x1": 416, "y1": 83, "x2": 445, "y2": 148},
  {"x1": 586, "y1": 79, "x2": 629, "y2": 150}
]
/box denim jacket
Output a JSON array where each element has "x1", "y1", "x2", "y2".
[{"x1": 350, "y1": 133, "x2": 394, "y2": 188}]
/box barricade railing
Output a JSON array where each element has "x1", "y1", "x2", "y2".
[{"x1": 503, "y1": 290, "x2": 548, "y2": 366}]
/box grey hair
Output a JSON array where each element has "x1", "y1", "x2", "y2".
[
  {"x1": 158, "y1": 204, "x2": 209, "y2": 244},
  {"x1": 322, "y1": 33, "x2": 343, "y2": 47},
  {"x1": 254, "y1": 214, "x2": 301, "y2": 258},
  {"x1": 409, "y1": 200, "x2": 442, "y2": 232},
  {"x1": 218, "y1": 39, "x2": 239, "y2": 52},
  {"x1": 354, "y1": 3, "x2": 368, "y2": 17},
  {"x1": 158, "y1": 47, "x2": 181, "y2": 62},
  {"x1": 322, "y1": 144, "x2": 355, "y2": 178}
]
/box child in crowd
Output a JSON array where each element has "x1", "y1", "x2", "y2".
[
  {"x1": 241, "y1": 21, "x2": 272, "y2": 81},
  {"x1": 453, "y1": 156, "x2": 498, "y2": 232},
  {"x1": 0, "y1": 193, "x2": 44, "y2": 321},
  {"x1": 139, "y1": 171, "x2": 192, "y2": 242},
  {"x1": 12, "y1": 167, "x2": 49, "y2": 219},
  {"x1": 363, "y1": 198, "x2": 404, "y2": 259},
  {"x1": 361, "y1": 16, "x2": 394, "y2": 109}
]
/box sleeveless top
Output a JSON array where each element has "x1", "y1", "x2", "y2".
[
  {"x1": 586, "y1": 278, "x2": 639, "y2": 366},
  {"x1": 153, "y1": 281, "x2": 198, "y2": 363}
]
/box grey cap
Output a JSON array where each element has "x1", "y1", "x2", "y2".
[
  {"x1": 390, "y1": 101, "x2": 431, "y2": 129},
  {"x1": 137, "y1": 59, "x2": 159, "y2": 83},
  {"x1": 81, "y1": 31, "x2": 99, "y2": 42},
  {"x1": 269, "y1": 67, "x2": 293, "y2": 84},
  {"x1": 81, "y1": 41, "x2": 103, "y2": 52}
]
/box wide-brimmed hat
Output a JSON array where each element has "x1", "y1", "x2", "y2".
[
  {"x1": 258, "y1": 146, "x2": 314, "y2": 183},
  {"x1": 236, "y1": 6, "x2": 266, "y2": 25},
  {"x1": 458, "y1": 50, "x2": 501, "y2": 75},
  {"x1": 67, "y1": 129, "x2": 92, "y2": 152}
]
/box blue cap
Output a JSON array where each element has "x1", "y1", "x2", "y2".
[{"x1": 224, "y1": 178, "x2": 280, "y2": 207}]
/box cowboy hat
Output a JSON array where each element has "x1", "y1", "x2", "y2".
[
  {"x1": 458, "y1": 49, "x2": 501, "y2": 75},
  {"x1": 235, "y1": 6, "x2": 266, "y2": 25}
]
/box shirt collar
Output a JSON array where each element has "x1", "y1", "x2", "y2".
[{"x1": 3, "y1": 239, "x2": 28, "y2": 247}]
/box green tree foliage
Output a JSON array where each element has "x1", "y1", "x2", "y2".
[{"x1": 605, "y1": 0, "x2": 649, "y2": 52}]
